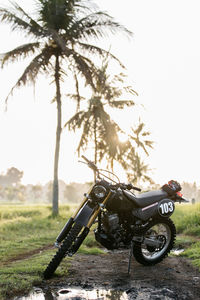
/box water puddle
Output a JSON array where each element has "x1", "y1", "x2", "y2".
[
  {"x1": 14, "y1": 288, "x2": 128, "y2": 300},
  {"x1": 14, "y1": 286, "x2": 180, "y2": 300},
  {"x1": 171, "y1": 248, "x2": 185, "y2": 256}
]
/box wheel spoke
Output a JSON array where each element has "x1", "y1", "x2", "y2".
[
  {"x1": 141, "y1": 223, "x2": 171, "y2": 260},
  {"x1": 132, "y1": 218, "x2": 176, "y2": 266}
]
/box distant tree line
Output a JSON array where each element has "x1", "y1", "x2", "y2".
[
  {"x1": 0, "y1": 167, "x2": 23, "y2": 187},
  {"x1": 0, "y1": 167, "x2": 91, "y2": 203},
  {"x1": 0, "y1": 167, "x2": 199, "y2": 203}
]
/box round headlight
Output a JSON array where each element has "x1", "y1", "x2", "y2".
[{"x1": 93, "y1": 185, "x2": 107, "y2": 199}]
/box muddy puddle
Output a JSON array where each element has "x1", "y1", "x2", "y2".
[
  {"x1": 12, "y1": 252, "x2": 200, "y2": 300},
  {"x1": 14, "y1": 288, "x2": 128, "y2": 300},
  {"x1": 14, "y1": 286, "x2": 181, "y2": 300}
]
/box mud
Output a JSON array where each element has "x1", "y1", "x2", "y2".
[{"x1": 31, "y1": 250, "x2": 200, "y2": 300}]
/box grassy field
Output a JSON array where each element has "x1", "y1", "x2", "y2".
[
  {"x1": 0, "y1": 202, "x2": 199, "y2": 299},
  {"x1": 0, "y1": 204, "x2": 102, "y2": 300},
  {"x1": 172, "y1": 202, "x2": 200, "y2": 235},
  {"x1": 172, "y1": 202, "x2": 200, "y2": 268}
]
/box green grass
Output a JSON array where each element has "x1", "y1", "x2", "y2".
[
  {"x1": 174, "y1": 234, "x2": 198, "y2": 248},
  {"x1": 172, "y1": 203, "x2": 200, "y2": 269},
  {"x1": 0, "y1": 202, "x2": 200, "y2": 299},
  {"x1": 0, "y1": 248, "x2": 73, "y2": 299},
  {"x1": 172, "y1": 203, "x2": 200, "y2": 236},
  {"x1": 180, "y1": 242, "x2": 200, "y2": 268},
  {"x1": 0, "y1": 204, "x2": 102, "y2": 300},
  {"x1": 0, "y1": 204, "x2": 72, "y2": 262}
]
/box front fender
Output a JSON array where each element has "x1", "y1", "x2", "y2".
[{"x1": 74, "y1": 201, "x2": 96, "y2": 227}]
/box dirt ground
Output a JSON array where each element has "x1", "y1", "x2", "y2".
[{"x1": 41, "y1": 250, "x2": 200, "y2": 300}]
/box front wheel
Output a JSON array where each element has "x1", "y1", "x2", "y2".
[
  {"x1": 132, "y1": 218, "x2": 176, "y2": 266},
  {"x1": 43, "y1": 223, "x2": 83, "y2": 279}
]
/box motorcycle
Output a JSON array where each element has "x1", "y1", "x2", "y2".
[{"x1": 43, "y1": 155, "x2": 188, "y2": 279}]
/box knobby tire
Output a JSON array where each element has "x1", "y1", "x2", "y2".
[
  {"x1": 43, "y1": 223, "x2": 82, "y2": 279},
  {"x1": 132, "y1": 218, "x2": 176, "y2": 266}
]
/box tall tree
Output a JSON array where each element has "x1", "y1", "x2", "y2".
[
  {"x1": 129, "y1": 119, "x2": 154, "y2": 156},
  {"x1": 122, "y1": 120, "x2": 154, "y2": 186},
  {"x1": 126, "y1": 153, "x2": 154, "y2": 186},
  {"x1": 65, "y1": 57, "x2": 137, "y2": 177},
  {"x1": 0, "y1": 0, "x2": 132, "y2": 215},
  {"x1": 0, "y1": 167, "x2": 23, "y2": 187}
]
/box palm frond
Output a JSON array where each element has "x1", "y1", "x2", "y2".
[
  {"x1": 74, "y1": 71, "x2": 81, "y2": 111},
  {"x1": 145, "y1": 140, "x2": 154, "y2": 149},
  {"x1": 77, "y1": 42, "x2": 125, "y2": 68},
  {"x1": 134, "y1": 122, "x2": 145, "y2": 135},
  {"x1": 69, "y1": 52, "x2": 99, "y2": 90},
  {"x1": 5, "y1": 45, "x2": 54, "y2": 104},
  {"x1": 1, "y1": 42, "x2": 40, "y2": 67},
  {"x1": 108, "y1": 100, "x2": 135, "y2": 109},
  {"x1": 66, "y1": 93, "x2": 85, "y2": 102},
  {"x1": 124, "y1": 86, "x2": 138, "y2": 96},
  {"x1": 77, "y1": 117, "x2": 93, "y2": 154},
  {"x1": 72, "y1": 11, "x2": 133, "y2": 40},
  {"x1": 9, "y1": 1, "x2": 48, "y2": 37},
  {"x1": 0, "y1": 5, "x2": 48, "y2": 39},
  {"x1": 64, "y1": 110, "x2": 86, "y2": 130}
]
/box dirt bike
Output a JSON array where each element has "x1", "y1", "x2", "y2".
[{"x1": 43, "y1": 155, "x2": 188, "y2": 279}]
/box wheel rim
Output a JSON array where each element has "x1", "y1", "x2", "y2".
[{"x1": 141, "y1": 222, "x2": 171, "y2": 261}]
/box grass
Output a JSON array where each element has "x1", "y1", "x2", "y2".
[
  {"x1": 0, "y1": 204, "x2": 71, "y2": 262},
  {"x1": 172, "y1": 202, "x2": 200, "y2": 236},
  {"x1": 172, "y1": 203, "x2": 200, "y2": 268},
  {"x1": 0, "y1": 249, "x2": 66, "y2": 299},
  {"x1": 0, "y1": 202, "x2": 200, "y2": 299},
  {"x1": 0, "y1": 204, "x2": 102, "y2": 300},
  {"x1": 180, "y1": 242, "x2": 200, "y2": 268}
]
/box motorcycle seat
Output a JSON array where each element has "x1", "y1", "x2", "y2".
[{"x1": 123, "y1": 189, "x2": 168, "y2": 208}]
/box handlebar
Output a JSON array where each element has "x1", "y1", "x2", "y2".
[
  {"x1": 81, "y1": 155, "x2": 141, "y2": 192},
  {"x1": 110, "y1": 183, "x2": 141, "y2": 192},
  {"x1": 131, "y1": 185, "x2": 142, "y2": 192},
  {"x1": 81, "y1": 155, "x2": 98, "y2": 171},
  {"x1": 124, "y1": 183, "x2": 141, "y2": 192}
]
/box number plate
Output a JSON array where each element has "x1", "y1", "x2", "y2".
[{"x1": 158, "y1": 199, "x2": 175, "y2": 217}]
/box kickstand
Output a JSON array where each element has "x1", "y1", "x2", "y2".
[{"x1": 128, "y1": 240, "x2": 134, "y2": 275}]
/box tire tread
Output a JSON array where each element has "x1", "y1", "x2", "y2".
[
  {"x1": 43, "y1": 223, "x2": 82, "y2": 279},
  {"x1": 132, "y1": 218, "x2": 176, "y2": 266}
]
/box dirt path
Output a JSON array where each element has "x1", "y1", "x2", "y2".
[
  {"x1": 41, "y1": 250, "x2": 200, "y2": 300},
  {"x1": 0, "y1": 244, "x2": 53, "y2": 267}
]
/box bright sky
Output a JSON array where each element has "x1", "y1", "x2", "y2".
[{"x1": 0, "y1": 0, "x2": 200, "y2": 186}]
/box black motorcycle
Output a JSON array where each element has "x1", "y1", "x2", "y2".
[{"x1": 43, "y1": 155, "x2": 188, "y2": 279}]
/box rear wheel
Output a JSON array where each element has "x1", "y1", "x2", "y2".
[
  {"x1": 43, "y1": 223, "x2": 83, "y2": 279},
  {"x1": 132, "y1": 218, "x2": 176, "y2": 266}
]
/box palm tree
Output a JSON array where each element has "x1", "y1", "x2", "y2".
[
  {"x1": 129, "y1": 119, "x2": 154, "y2": 156},
  {"x1": 126, "y1": 153, "x2": 154, "y2": 186},
  {"x1": 0, "y1": 0, "x2": 132, "y2": 215},
  {"x1": 65, "y1": 57, "x2": 137, "y2": 177},
  {"x1": 122, "y1": 120, "x2": 154, "y2": 186}
]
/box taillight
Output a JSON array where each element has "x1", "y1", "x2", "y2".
[{"x1": 176, "y1": 191, "x2": 183, "y2": 197}]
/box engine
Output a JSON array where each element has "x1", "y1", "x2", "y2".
[{"x1": 95, "y1": 213, "x2": 130, "y2": 250}]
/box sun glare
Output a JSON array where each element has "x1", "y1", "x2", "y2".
[{"x1": 118, "y1": 132, "x2": 128, "y2": 143}]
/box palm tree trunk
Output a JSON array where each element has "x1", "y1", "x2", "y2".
[
  {"x1": 94, "y1": 119, "x2": 97, "y2": 181},
  {"x1": 52, "y1": 54, "x2": 62, "y2": 216}
]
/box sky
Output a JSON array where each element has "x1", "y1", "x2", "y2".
[{"x1": 0, "y1": 0, "x2": 200, "y2": 186}]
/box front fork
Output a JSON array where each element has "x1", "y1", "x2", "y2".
[{"x1": 55, "y1": 191, "x2": 112, "y2": 246}]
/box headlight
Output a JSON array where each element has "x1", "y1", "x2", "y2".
[{"x1": 93, "y1": 185, "x2": 107, "y2": 199}]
